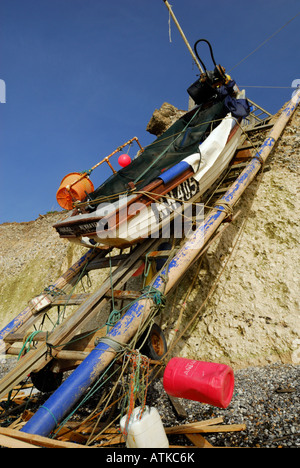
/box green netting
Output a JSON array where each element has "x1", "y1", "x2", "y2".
[{"x1": 88, "y1": 100, "x2": 227, "y2": 205}]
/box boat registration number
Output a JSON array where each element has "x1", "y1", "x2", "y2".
[{"x1": 152, "y1": 176, "x2": 199, "y2": 222}]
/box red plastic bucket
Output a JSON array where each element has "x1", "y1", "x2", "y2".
[{"x1": 163, "y1": 357, "x2": 234, "y2": 408}]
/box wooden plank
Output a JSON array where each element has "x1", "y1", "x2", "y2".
[
  {"x1": 0, "y1": 427, "x2": 89, "y2": 448},
  {"x1": 51, "y1": 293, "x2": 90, "y2": 306},
  {"x1": 52, "y1": 290, "x2": 142, "y2": 305},
  {"x1": 165, "y1": 417, "x2": 224, "y2": 435},
  {"x1": 86, "y1": 253, "x2": 134, "y2": 270},
  {"x1": 104, "y1": 290, "x2": 143, "y2": 300},
  {"x1": 4, "y1": 331, "x2": 48, "y2": 343},
  {"x1": 0, "y1": 433, "x2": 39, "y2": 448},
  {"x1": 56, "y1": 350, "x2": 89, "y2": 361},
  {"x1": 167, "y1": 395, "x2": 188, "y2": 419},
  {"x1": 93, "y1": 433, "x2": 125, "y2": 446},
  {"x1": 185, "y1": 433, "x2": 214, "y2": 448},
  {"x1": 166, "y1": 422, "x2": 246, "y2": 435},
  {"x1": 48, "y1": 426, "x2": 88, "y2": 445},
  {"x1": 244, "y1": 122, "x2": 273, "y2": 132},
  {"x1": 194, "y1": 424, "x2": 246, "y2": 433}
]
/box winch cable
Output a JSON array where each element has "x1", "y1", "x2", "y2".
[{"x1": 229, "y1": 11, "x2": 300, "y2": 72}]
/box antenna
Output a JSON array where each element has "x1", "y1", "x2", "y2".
[{"x1": 162, "y1": 0, "x2": 204, "y2": 74}]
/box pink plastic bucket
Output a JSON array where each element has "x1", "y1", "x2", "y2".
[{"x1": 163, "y1": 357, "x2": 234, "y2": 408}]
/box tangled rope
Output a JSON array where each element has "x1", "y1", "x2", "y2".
[{"x1": 122, "y1": 350, "x2": 151, "y2": 437}]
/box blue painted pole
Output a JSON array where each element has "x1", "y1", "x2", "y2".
[{"x1": 21, "y1": 90, "x2": 300, "y2": 437}]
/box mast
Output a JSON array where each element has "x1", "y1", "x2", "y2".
[{"x1": 162, "y1": 0, "x2": 204, "y2": 74}]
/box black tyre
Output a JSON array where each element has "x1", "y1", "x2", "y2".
[{"x1": 31, "y1": 364, "x2": 63, "y2": 393}]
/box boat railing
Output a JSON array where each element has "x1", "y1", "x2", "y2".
[
  {"x1": 66, "y1": 136, "x2": 144, "y2": 191},
  {"x1": 243, "y1": 98, "x2": 273, "y2": 129}
]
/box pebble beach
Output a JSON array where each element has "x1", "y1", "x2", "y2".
[
  {"x1": 148, "y1": 363, "x2": 300, "y2": 448},
  {"x1": 1, "y1": 358, "x2": 299, "y2": 448}
]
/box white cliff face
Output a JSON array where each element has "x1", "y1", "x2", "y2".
[{"x1": 163, "y1": 106, "x2": 300, "y2": 368}]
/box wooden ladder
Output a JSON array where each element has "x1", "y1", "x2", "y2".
[{"x1": 0, "y1": 238, "x2": 161, "y2": 400}]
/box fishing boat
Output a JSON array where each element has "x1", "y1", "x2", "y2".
[{"x1": 54, "y1": 38, "x2": 250, "y2": 249}]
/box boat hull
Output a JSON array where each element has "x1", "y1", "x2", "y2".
[{"x1": 54, "y1": 113, "x2": 242, "y2": 248}]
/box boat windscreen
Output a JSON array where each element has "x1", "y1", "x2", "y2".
[{"x1": 88, "y1": 100, "x2": 227, "y2": 205}]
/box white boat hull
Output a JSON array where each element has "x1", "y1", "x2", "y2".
[
  {"x1": 88, "y1": 114, "x2": 242, "y2": 246},
  {"x1": 55, "y1": 108, "x2": 244, "y2": 248}
]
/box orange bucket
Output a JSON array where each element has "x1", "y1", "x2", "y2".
[{"x1": 56, "y1": 172, "x2": 95, "y2": 210}]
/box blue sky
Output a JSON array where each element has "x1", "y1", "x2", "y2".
[{"x1": 1, "y1": 0, "x2": 299, "y2": 223}]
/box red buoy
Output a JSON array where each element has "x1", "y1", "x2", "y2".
[{"x1": 118, "y1": 154, "x2": 131, "y2": 167}]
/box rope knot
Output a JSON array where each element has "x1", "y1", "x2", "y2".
[{"x1": 141, "y1": 285, "x2": 166, "y2": 308}]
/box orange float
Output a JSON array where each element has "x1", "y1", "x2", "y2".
[{"x1": 56, "y1": 172, "x2": 94, "y2": 210}]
